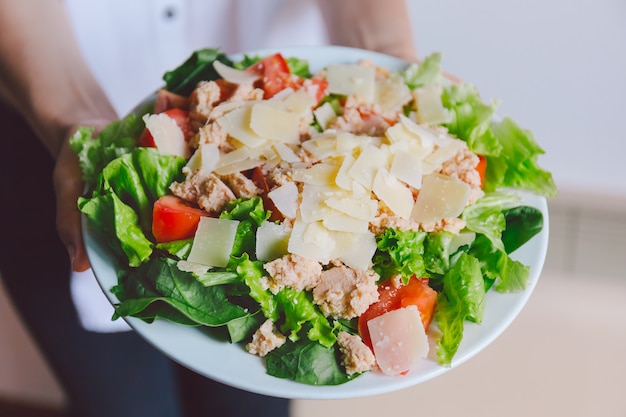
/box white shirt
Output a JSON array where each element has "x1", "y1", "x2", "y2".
[
  {"x1": 65, "y1": 0, "x2": 328, "y2": 115},
  {"x1": 64, "y1": 0, "x2": 328, "y2": 332}
]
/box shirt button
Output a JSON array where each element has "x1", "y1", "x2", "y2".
[{"x1": 163, "y1": 6, "x2": 177, "y2": 20}]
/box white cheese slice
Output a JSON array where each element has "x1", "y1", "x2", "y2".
[
  {"x1": 143, "y1": 113, "x2": 189, "y2": 158},
  {"x1": 385, "y1": 122, "x2": 415, "y2": 144},
  {"x1": 187, "y1": 217, "x2": 240, "y2": 267},
  {"x1": 423, "y1": 140, "x2": 462, "y2": 169},
  {"x1": 335, "y1": 154, "x2": 356, "y2": 191},
  {"x1": 411, "y1": 173, "x2": 471, "y2": 224},
  {"x1": 216, "y1": 105, "x2": 267, "y2": 148},
  {"x1": 249, "y1": 102, "x2": 300, "y2": 144},
  {"x1": 333, "y1": 230, "x2": 377, "y2": 271},
  {"x1": 185, "y1": 147, "x2": 202, "y2": 172},
  {"x1": 301, "y1": 133, "x2": 339, "y2": 160},
  {"x1": 372, "y1": 168, "x2": 415, "y2": 219},
  {"x1": 272, "y1": 142, "x2": 300, "y2": 163},
  {"x1": 267, "y1": 181, "x2": 299, "y2": 219},
  {"x1": 348, "y1": 144, "x2": 390, "y2": 190},
  {"x1": 292, "y1": 162, "x2": 339, "y2": 185},
  {"x1": 325, "y1": 196, "x2": 378, "y2": 221},
  {"x1": 255, "y1": 221, "x2": 291, "y2": 261},
  {"x1": 322, "y1": 212, "x2": 369, "y2": 233},
  {"x1": 282, "y1": 90, "x2": 316, "y2": 115},
  {"x1": 389, "y1": 147, "x2": 424, "y2": 190},
  {"x1": 367, "y1": 305, "x2": 429, "y2": 376},
  {"x1": 212, "y1": 60, "x2": 259, "y2": 85},
  {"x1": 375, "y1": 75, "x2": 412, "y2": 113},
  {"x1": 398, "y1": 114, "x2": 436, "y2": 150},
  {"x1": 199, "y1": 143, "x2": 220, "y2": 173},
  {"x1": 326, "y1": 64, "x2": 376, "y2": 102},
  {"x1": 299, "y1": 184, "x2": 342, "y2": 223},
  {"x1": 313, "y1": 101, "x2": 337, "y2": 130},
  {"x1": 288, "y1": 217, "x2": 335, "y2": 264},
  {"x1": 413, "y1": 84, "x2": 451, "y2": 126},
  {"x1": 213, "y1": 146, "x2": 262, "y2": 175}
]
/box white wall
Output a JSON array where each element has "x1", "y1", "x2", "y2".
[{"x1": 409, "y1": 0, "x2": 626, "y2": 198}]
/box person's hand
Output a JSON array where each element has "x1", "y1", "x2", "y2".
[
  {"x1": 53, "y1": 136, "x2": 89, "y2": 271},
  {"x1": 53, "y1": 120, "x2": 113, "y2": 272}
]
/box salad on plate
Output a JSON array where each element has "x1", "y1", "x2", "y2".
[{"x1": 72, "y1": 47, "x2": 556, "y2": 388}]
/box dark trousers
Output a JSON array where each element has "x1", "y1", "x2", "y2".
[{"x1": 0, "y1": 103, "x2": 289, "y2": 417}]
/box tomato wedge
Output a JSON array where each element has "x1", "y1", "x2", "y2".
[
  {"x1": 251, "y1": 167, "x2": 283, "y2": 222},
  {"x1": 247, "y1": 53, "x2": 294, "y2": 98},
  {"x1": 358, "y1": 277, "x2": 438, "y2": 350},
  {"x1": 152, "y1": 195, "x2": 209, "y2": 243},
  {"x1": 476, "y1": 155, "x2": 487, "y2": 187}
]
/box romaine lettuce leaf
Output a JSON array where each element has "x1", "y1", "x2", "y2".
[
  {"x1": 79, "y1": 148, "x2": 186, "y2": 266},
  {"x1": 461, "y1": 191, "x2": 521, "y2": 252},
  {"x1": 402, "y1": 52, "x2": 443, "y2": 89},
  {"x1": 435, "y1": 252, "x2": 485, "y2": 366},
  {"x1": 373, "y1": 228, "x2": 427, "y2": 284},
  {"x1": 276, "y1": 288, "x2": 336, "y2": 348},
  {"x1": 69, "y1": 113, "x2": 144, "y2": 192},
  {"x1": 486, "y1": 117, "x2": 558, "y2": 197}
]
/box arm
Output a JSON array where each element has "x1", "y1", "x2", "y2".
[
  {"x1": 317, "y1": 0, "x2": 418, "y2": 62},
  {"x1": 0, "y1": 0, "x2": 117, "y2": 271}
]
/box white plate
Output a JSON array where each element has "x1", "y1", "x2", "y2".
[{"x1": 85, "y1": 46, "x2": 549, "y2": 400}]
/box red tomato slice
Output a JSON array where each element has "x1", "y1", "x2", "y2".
[
  {"x1": 251, "y1": 167, "x2": 284, "y2": 222},
  {"x1": 247, "y1": 53, "x2": 294, "y2": 98},
  {"x1": 152, "y1": 195, "x2": 209, "y2": 243},
  {"x1": 137, "y1": 108, "x2": 192, "y2": 148},
  {"x1": 358, "y1": 277, "x2": 438, "y2": 350},
  {"x1": 476, "y1": 155, "x2": 487, "y2": 188}
]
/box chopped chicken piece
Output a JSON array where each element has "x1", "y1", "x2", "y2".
[
  {"x1": 263, "y1": 254, "x2": 323, "y2": 295},
  {"x1": 312, "y1": 266, "x2": 379, "y2": 319},
  {"x1": 246, "y1": 319, "x2": 286, "y2": 357},
  {"x1": 337, "y1": 331, "x2": 376, "y2": 376},
  {"x1": 169, "y1": 170, "x2": 235, "y2": 215},
  {"x1": 218, "y1": 172, "x2": 262, "y2": 199}
]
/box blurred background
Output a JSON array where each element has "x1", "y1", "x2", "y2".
[{"x1": 1, "y1": 0, "x2": 625, "y2": 415}]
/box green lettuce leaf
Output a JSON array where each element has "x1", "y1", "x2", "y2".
[
  {"x1": 486, "y1": 117, "x2": 558, "y2": 197},
  {"x1": 234, "y1": 255, "x2": 279, "y2": 322},
  {"x1": 276, "y1": 288, "x2": 336, "y2": 348},
  {"x1": 502, "y1": 205, "x2": 544, "y2": 254},
  {"x1": 441, "y1": 83, "x2": 502, "y2": 157},
  {"x1": 469, "y1": 234, "x2": 529, "y2": 293},
  {"x1": 435, "y1": 252, "x2": 485, "y2": 365},
  {"x1": 79, "y1": 148, "x2": 186, "y2": 266},
  {"x1": 220, "y1": 196, "x2": 270, "y2": 258},
  {"x1": 266, "y1": 339, "x2": 354, "y2": 386},
  {"x1": 462, "y1": 191, "x2": 521, "y2": 252},
  {"x1": 114, "y1": 257, "x2": 249, "y2": 325},
  {"x1": 69, "y1": 113, "x2": 144, "y2": 192},
  {"x1": 163, "y1": 48, "x2": 233, "y2": 96},
  {"x1": 373, "y1": 228, "x2": 427, "y2": 283},
  {"x1": 402, "y1": 52, "x2": 443, "y2": 89}
]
